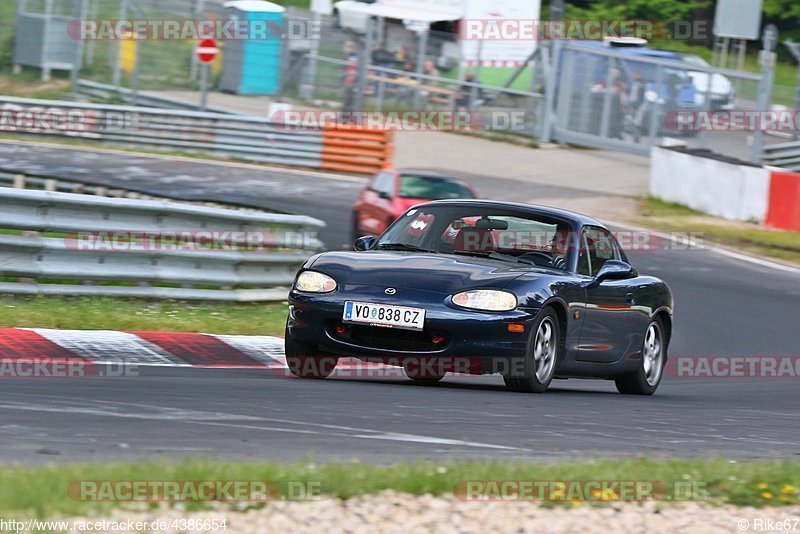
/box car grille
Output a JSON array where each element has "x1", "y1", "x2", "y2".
[{"x1": 332, "y1": 324, "x2": 449, "y2": 352}]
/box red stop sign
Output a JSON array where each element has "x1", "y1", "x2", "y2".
[{"x1": 196, "y1": 38, "x2": 218, "y2": 63}]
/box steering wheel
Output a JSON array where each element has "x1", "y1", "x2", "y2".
[
  {"x1": 518, "y1": 251, "x2": 555, "y2": 266},
  {"x1": 519, "y1": 251, "x2": 568, "y2": 270}
]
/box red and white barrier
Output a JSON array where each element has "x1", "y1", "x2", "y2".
[
  {"x1": 766, "y1": 170, "x2": 800, "y2": 232},
  {"x1": 650, "y1": 146, "x2": 800, "y2": 231},
  {"x1": 0, "y1": 328, "x2": 396, "y2": 377}
]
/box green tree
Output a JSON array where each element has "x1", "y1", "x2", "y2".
[
  {"x1": 564, "y1": 0, "x2": 712, "y2": 21},
  {"x1": 762, "y1": 0, "x2": 800, "y2": 22}
]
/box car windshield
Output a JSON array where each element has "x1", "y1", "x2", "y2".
[
  {"x1": 398, "y1": 175, "x2": 475, "y2": 200},
  {"x1": 681, "y1": 54, "x2": 710, "y2": 67},
  {"x1": 625, "y1": 59, "x2": 690, "y2": 84},
  {"x1": 376, "y1": 205, "x2": 575, "y2": 271}
]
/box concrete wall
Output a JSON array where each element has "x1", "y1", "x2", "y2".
[{"x1": 650, "y1": 147, "x2": 771, "y2": 223}]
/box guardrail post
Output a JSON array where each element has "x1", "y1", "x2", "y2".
[
  {"x1": 13, "y1": 174, "x2": 26, "y2": 189},
  {"x1": 540, "y1": 40, "x2": 561, "y2": 144},
  {"x1": 785, "y1": 40, "x2": 800, "y2": 141},
  {"x1": 751, "y1": 25, "x2": 778, "y2": 164}
]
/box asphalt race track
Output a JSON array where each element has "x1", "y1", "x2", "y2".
[{"x1": 1, "y1": 141, "x2": 800, "y2": 464}]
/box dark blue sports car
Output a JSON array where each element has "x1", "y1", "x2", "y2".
[{"x1": 285, "y1": 200, "x2": 674, "y2": 394}]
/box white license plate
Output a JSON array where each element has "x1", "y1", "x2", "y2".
[{"x1": 343, "y1": 301, "x2": 426, "y2": 331}]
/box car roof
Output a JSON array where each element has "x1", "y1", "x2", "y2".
[
  {"x1": 395, "y1": 169, "x2": 466, "y2": 181},
  {"x1": 412, "y1": 199, "x2": 605, "y2": 229},
  {"x1": 569, "y1": 41, "x2": 681, "y2": 59}
]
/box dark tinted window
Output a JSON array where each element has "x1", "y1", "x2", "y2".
[
  {"x1": 584, "y1": 226, "x2": 617, "y2": 275},
  {"x1": 577, "y1": 231, "x2": 592, "y2": 276},
  {"x1": 399, "y1": 175, "x2": 474, "y2": 200},
  {"x1": 372, "y1": 171, "x2": 395, "y2": 197}
]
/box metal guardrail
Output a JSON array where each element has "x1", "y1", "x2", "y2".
[
  {"x1": 0, "y1": 188, "x2": 324, "y2": 301},
  {"x1": 762, "y1": 140, "x2": 800, "y2": 171},
  {"x1": 0, "y1": 169, "x2": 172, "y2": 201},
  {"x1": 0, "y1": 96, "x2": 394, "y2": 174},
  {"x1": 76, "y1": 80, "x2": 240, "y2": 115}
]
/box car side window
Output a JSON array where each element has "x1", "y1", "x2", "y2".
[
  {"x1": 577, "y1": 230, "x2": 592, "y2": 277},
  {"x1": 372, "y1": 172, "x2": 394, "y2": 197},
  {"x1": 611, "y1": 235, "x2": 630, "y2": 264},
  {"x1": 585, "y1": 227, "x2": 616, "y2": 274}
]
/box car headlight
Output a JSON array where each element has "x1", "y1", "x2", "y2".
[
  {"x1": 295, "y1": 271, "x2": 337, "y2": 293},
  {"x1": 452, "y1": 290, "x2": 517, "y2": 311}
]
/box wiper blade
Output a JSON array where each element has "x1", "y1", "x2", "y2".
[
  {"x1": 375, "y1": 243, "x2": 437, "y2": 253},
  {"x1": 489, "y1": 252, "x2": 538, "y2": 265},
  {"x1": 454, "y1": 250, "x2": 537, "y2": 266},
  {"x1": 453, "y1": 250, "x2": 492, "y2": 258}
]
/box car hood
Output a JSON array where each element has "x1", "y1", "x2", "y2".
[{"x1": 308, "y1": 251, "x2": 539, "y2": 294}]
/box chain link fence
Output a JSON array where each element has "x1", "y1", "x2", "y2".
[
  {"x1": 279, "y1": 17, "x2": 544, "y2": 138},
  {"x1": 547, "y1": 41, "x2": 770, "y2": 161},
  {"x1": 5, "y1": 0, "x2": 787, "y2": 163}
]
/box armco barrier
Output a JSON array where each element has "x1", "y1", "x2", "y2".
[
  {"x1": 762, "y1": 140, "x2": 800, "y2": 172},
  {"x1": 76, "y1": 79, "x2": 240, "y2": 115},
  {"x1": 0, "y1": 188, "x2": 325, "y2": 301},
  {"x1": 0, "y1": 96, "x2": 393, "y2": 174}
]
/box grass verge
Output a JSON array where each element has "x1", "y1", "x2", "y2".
[
  {"x1": 634, "y1": 197, "x2": 800, "y2": 265},
  {"x1": 0, "y1": 458, "x2": 798, "y2": 517},
  {"x1": 0, "y1": 296, "x2": 288, "y2": 336}
]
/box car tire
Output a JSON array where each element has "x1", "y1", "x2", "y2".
[
  {"x1": 285, "y1": 331, "x2": 338, "y2": 379},
  {"x1": 615, "y1": 317, "x2": 666, "y2": 395},
  {"x1": 503, "y1": 308, "x2": 559, "y2": 393}
]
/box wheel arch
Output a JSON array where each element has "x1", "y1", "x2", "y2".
[
  {"x1": 653, "y1": 307, "x2": 672, "y2": 355},
  {"x1": 540, "y1": 297, "x2": 569, "y2": 356}
]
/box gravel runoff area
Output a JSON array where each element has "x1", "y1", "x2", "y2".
[{"x1": 58, "y1": 493, "x2": 799, "y2": 533}]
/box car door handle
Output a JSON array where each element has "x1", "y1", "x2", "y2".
[{"x1": 625, "y1": 293, "x2": 635, "y2": 305}]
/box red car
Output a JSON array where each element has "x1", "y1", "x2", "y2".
[{"x1": 352, "y1": 169, "x2": 477, "y2": 240}]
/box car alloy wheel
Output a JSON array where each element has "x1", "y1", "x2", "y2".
[
  {"x1": 504, "y1": 307, "x2": 560, "y2": 393},
  {"x1": 642, "y1": 322, "x2": 664, "y2": 387},
  {"x1": 534, "y1": 317, "x2": 557, "y2": 383},
  {"x1": 615, "y1": 318, "x2": 667, "y2": 395}
]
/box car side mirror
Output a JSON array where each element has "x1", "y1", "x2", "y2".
[
  {"x1": 592, "y1": 260, "x2": 637, "y2": 286},
  {"x1": 354, "y1": 235, "x2": 377, "y2": 251}
]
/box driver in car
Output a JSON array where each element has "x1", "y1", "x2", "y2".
[{"x1": 551, "y1": 231, "x2": 570, "y2": 270}]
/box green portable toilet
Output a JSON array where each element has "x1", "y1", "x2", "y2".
[{"x1": 220, "y1": 0, "x2": 285, "y2": 95}]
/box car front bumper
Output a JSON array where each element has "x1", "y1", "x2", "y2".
[{"x1": 287, "y1": 285, "x2": 540, "y2": 374}]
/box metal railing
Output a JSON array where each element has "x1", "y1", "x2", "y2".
[
  {"x1": 547, "y1": 41, "x2": 770, "y2": 162},
  {"x1": 762, "y1": 140, "x2": 800, "y2": 171},
  {"x1": 0, "y1": 187, "x2": 324, "y2": 301},
  {"x1": 0, "y1": 96, "x2": 394, "y2": 174},
  {"x1": 76, "y1": 80, "x2": 241, "y2": 115}
]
